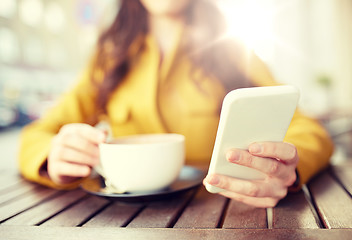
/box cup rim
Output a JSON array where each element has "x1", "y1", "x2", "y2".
[{"x1": 100, "y1": 133, "x2": 185, "y2": 146}]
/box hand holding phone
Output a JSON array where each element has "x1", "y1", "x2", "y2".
[{"x1": 205, "y1": 85, "x2": 300, "y2": 194}]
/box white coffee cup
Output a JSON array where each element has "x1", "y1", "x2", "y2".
[{"x1": 98, "y1": 133, "x2": 185, "y2": 193}]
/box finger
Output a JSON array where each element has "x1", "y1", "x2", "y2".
[
  {"x1": 61, "y1": 124, "x2": 106, "y2": 145},
  {"x1": 226, "y1": 148, "x2": 286, "y2": 177},
  {"x1": 53, "y1": 176, "x2": 81, "y2": 185},
  {"x1": 62, "y1": 135, "x2": 100, "y2": 159},
  {"x1": 248, "y1": 142, "x2": 298, "y2": 164},
  {"x1": 204, "y1": 174, "x2": 287, "y2": 199},
  {"x1": 77, "y1": 124, "x2": 106, "y2": 144},
  {"x1": 219, "y1": 191, "x2": 281, "y2": 208},
  {"x1": 59, "y1": 147, "x2": 99, "y2": 166},
  {"x1": 49, "y1": 161, "x2": 91, "y2": 183}
]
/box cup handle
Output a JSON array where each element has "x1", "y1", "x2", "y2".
[
  {"x1": 93, "y1": 120, "x2": 111, "y2": 178},
  {"x1": 94, "y1": 163, "x2": 127, "y2": 194},
  {"x1": 94, "y1": 163, "x2": 106, "y2": 178},
  {"x1": 94, "y1": 119, "x2": 113, "y2": 142}
]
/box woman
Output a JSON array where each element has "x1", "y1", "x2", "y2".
[{"x1": 19, "y1": 0, "x2": 333, "y2": 208}]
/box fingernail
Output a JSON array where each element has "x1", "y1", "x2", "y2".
[
  {"x1": 226, "y1": 150, "x2": 240, "y2": 162},
  {"x1": 249, "y1": 143, "x2": 262, "y2": 154},
  {"x1": 207, "y1": 175, "x2": 220, "y2": 186}
]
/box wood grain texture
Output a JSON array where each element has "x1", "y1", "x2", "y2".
[
  {"x1": 2, "y1": 189, "x2": 87, "y2": 226},
  {"x1": 1, "y1": 164, "x2": 351, "y2": 238},
  {"x1": 0, "y1": 186, "x2": 59, "y2": 222},
  {"x1": 308, "y1": 171, "x2": 352, "y2": 228},
  {"x1": 1, "y1": 226, "x2": 352, "y2": 240},
  {"x1": 222, "y1": 200, "x2": 267, "y2": 229},
  {"x1": 127, "y1": 191, "x2": 195, "y2": 228},
  {"x1": 40, "y1": 195, "x2": 110, "y2": 227},
  {"x1": 273, "y1": 191, "x2": 320, "y2": 229},
  {"x1": 0, "y1": 181, "x2": 39, "y2": 205},
  {"x1": 0, "y1": 173, "x2": 25, "y2": 192},
  {"x1": 83, "y1": 201, "x2": 145, "y2": 227},
  {"x1": 173, "y1": 187, "x2": 228, "y2": 228},
  {"x1": 331, "y1": 164, "x2": 352, "y2": 196}
]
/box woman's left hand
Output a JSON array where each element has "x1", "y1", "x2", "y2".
[{"x1": 203, "y1": 142, "x2": 299, "y2": 208}]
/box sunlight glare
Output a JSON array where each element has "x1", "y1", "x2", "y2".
[{"x1": 219, "y1": 0, "x2": 275, "y2": 60}]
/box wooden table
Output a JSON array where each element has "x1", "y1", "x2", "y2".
[{"x1": 1, "y1": 162, "x2": 351, "y2": 240}]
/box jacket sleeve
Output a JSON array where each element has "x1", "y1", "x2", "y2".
[
  {"x1": 284, "y1": 111, "x2": 334, "y2": 189},
  {"x1": 18, "y1": 67, "x2": 101, "y2": 189}
]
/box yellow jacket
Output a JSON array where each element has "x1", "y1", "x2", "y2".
[{"x1": 19, "y1": 34, "x2": 334, "y2": 190}]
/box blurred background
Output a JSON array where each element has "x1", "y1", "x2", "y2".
[{"x1": 1, "y1": 0, "x2": 351, "y2": 170}]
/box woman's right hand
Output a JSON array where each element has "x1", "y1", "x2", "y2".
[{"x1": 47, "y1": 123, "x2": 106, "y2": 185}]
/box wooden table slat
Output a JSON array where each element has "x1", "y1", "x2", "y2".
[
  {"x1": 308, "y1": 171, "x2": 352, "y2": 228},
  {"x1": 0, "y1": 181, "x2": 39, "y2": 206},
  {"x1": 127, "y1": 190, "x2": 196, "y2": 228},
  {"x1": 0, "y1": 173, "x2": 25, "y2": 192},
  {"x1": 273, "y1": 191, "x2": 320, "y2": 229},
  {"x1": 1, "y1": 226, "x2": 352, "y2": 240},
  {"x1": 2, "y1": 189, "x2": 87, "y2": 226},
  {"x1": 40, "y1": 195, "x2": 110, "y2": 227},
  {"x1": 0, "y1": 186, "x2": 60, "y2": 222},
  {"x1": 83, "y1": 201, "x2": 145, "y2": 227},
  {"x1": 174, "y1": 187, "x2": 228, "y2": 228},
  {"x1": 331, "y1": 165, "x2": 352, "y2": 196},
  {"x1": 222, "y1": 200, "x2": 267, "y2": 229}
]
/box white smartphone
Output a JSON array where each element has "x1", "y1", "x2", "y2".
[{"x1": 205, "y1": 85, "x2": 300, "y2": 194}]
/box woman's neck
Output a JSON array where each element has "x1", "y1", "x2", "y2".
[{"x1": 148, "y1": 14, "x2": 185, "y2": 57}]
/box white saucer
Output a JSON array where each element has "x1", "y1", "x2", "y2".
[{"x1": 80, "y1": 166, "x2": 205, "y2": 202}]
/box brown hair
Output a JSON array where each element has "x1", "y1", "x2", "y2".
[{"x1": 92, "y1": 0, "x2": 251, "y2": 112}]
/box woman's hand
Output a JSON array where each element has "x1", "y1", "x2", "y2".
[
  {"x1": 47, "y1": 123, "x2": 106, "y2": 185},
  {"x1": 203, "y1": 142, "x2": 299, "y2": 208}
]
